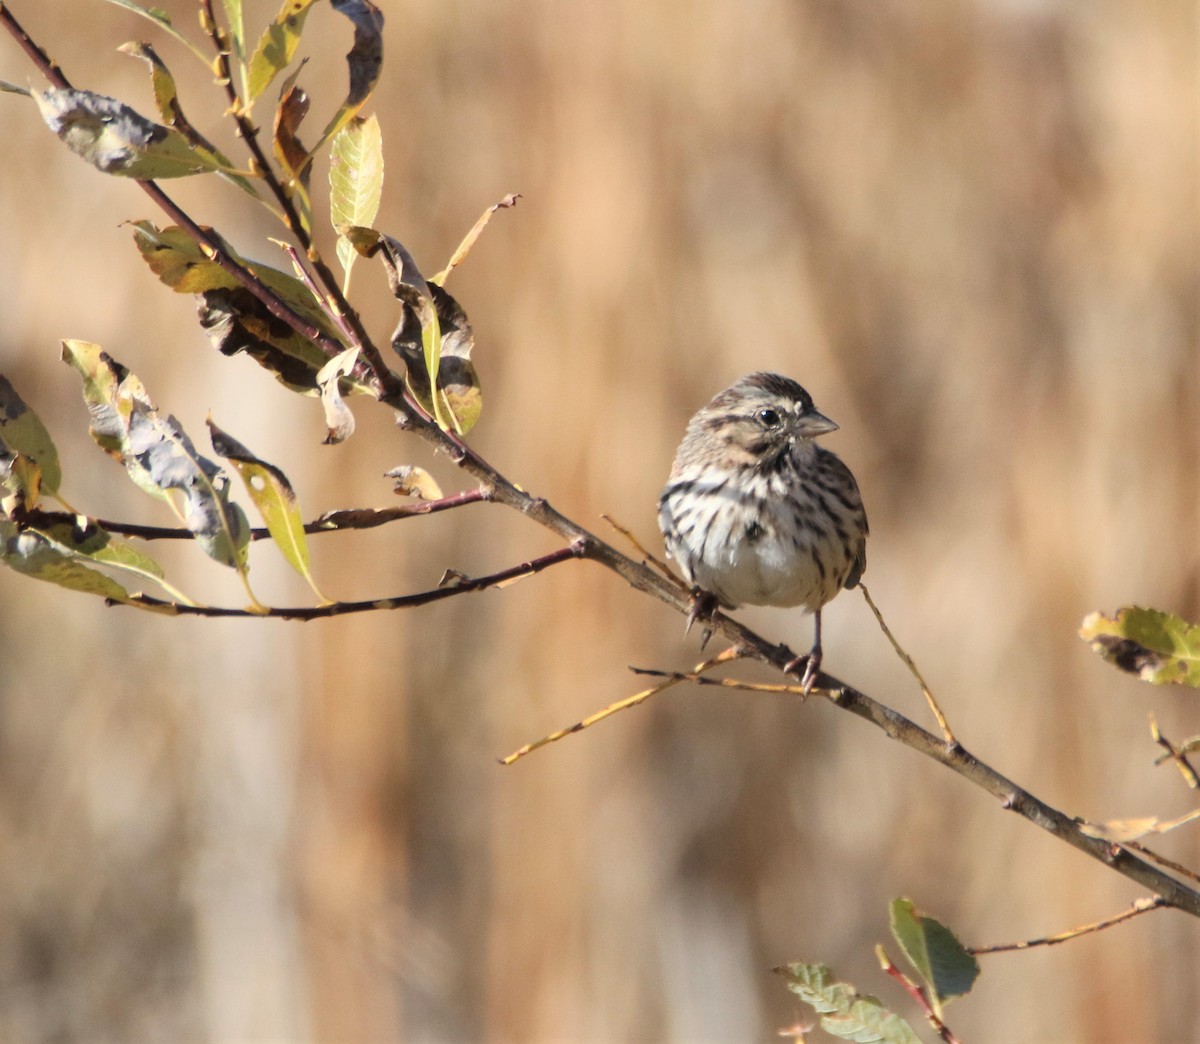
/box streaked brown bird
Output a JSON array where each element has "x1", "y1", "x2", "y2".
[{"x1": 658, "y1": 372, "x2": 868, "y2": 690}]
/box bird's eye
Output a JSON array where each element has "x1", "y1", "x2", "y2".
[{"x1": 756, "y1": 407, "x2": 782, "y2": 429}]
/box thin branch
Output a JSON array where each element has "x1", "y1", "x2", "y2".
[
  {"x1": 5, "y1": 1, "x2": 1200, "y2": 927},
  {"x1": 0, "y1": 3, "x2": 71, "y2": 88},
  {"x1": 968, "y1": 896, "x2": 1166, "y2": 955},
  {"x1": 876, "y1": 947, "x2": 961, "y2": 1044},
  {"x1": 500, "y1": 647, "x2": 743, "y2": 765},
  {"x1": 112, "y1": 543, "x2": 582, "y2": 618},
  {"x1": 197, "y1": 0, "x2": 377, "y2": 364},
  {"x1": 1150, "y1": 713, "x2": 1200, "y2": 790},
  {"x1": 860, "y1": 583, "x2": 954, "y2": 745},
  {"x1": 19, "y1": 491, "x2": 488, "y2": 542},
  {"x1": 1126, "y1": 841, "x2": 1200, "y2": 887}
]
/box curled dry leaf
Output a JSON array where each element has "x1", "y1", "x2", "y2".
[
  {"x1": 385, "y1": 465, "x2": 442, "y2": 501},
  {"x1": 317, "y1": 347, "x2": 360, "y2": 444},
  {"x1": 33, "y1": 87, "x2": 215, "y2": 178}
]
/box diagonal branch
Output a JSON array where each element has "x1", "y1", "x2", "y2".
[{"x1": 4, "y1": 0, "x2": 1199, "y2": 928}]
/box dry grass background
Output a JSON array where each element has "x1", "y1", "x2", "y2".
[{"x1": 0, "y1": 1, "x2": 1197, "y2": 1041}]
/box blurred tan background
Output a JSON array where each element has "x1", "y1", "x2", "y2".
[{"x1": 0, "y1": 1, "x2": 1197, "y2": 1040}]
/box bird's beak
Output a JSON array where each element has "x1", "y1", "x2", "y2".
[{"x1": 794, "y1": 409, "x2": 839, "y2": 438}]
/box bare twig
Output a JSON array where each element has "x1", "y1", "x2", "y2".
[
  {"x1": 500, "y1": 647, "x2": 743, "y2": 764},
  {"x1": 860, "y1": 583, "x2": 955, "y2": 745},
  {"x1": 113, "y1": 544, "x2": 582, "y2": 618},
  {"x1": 968, "y1": 896, "x2": 1166, "y2": 955},
  {"x1": 1150, "y1": 713, "x2": 1200, "y2": 790},
  {"x1": 601, "y1": 513, "x2": 685, "y2": 587},
  {"x1": 18, "y1": 491, "x2": 488, "y2": 542}
]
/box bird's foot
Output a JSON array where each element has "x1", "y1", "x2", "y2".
[
  {"x1": 685, "y1": 589, "x2": 720, "y2": 650},
  {"x1": 784, "y1": 647, "x2": 822, "y2": 696}
]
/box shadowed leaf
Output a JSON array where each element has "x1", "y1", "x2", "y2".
[
  {"x1": 246, "y1": 0, "x2": 319, "y2": 103},
  {"x1": 33, "y1": 87, "x2": 218, "y2": 178},
  {"x1": 61, "y1": 341, "x2": 250, "y2": 570},
  {"x1": 208, "y1": 417, "x2": 325, "y2": 599},
  {"x1": 343, "y1": 227, "x2": 482, "y2": 433},
  {"x1": 776, "y1": 963, "x2": 921, "y2": 1044},
  {"x1": 1081, "y1": 608, "x2": 1200, "y2": 687},
  {"x1": 315, "y1": 0, "x2": 384, "y2": 146},
  {"x1": 330, "y1": 114, "x2": 383, "y2": 292},
  {"x1": 889, "y1": 899, "x2": 979, "y2": 1018},
  {"x1": 61, "y1": 339, "x2": 171, "y2": 502},
  {"x1": 0, "y1": 375, "x2": 61, "y2": 501},
  {"x1": 272, "y1": 72, "x2": 313, "y2": 234},
  {"x1": 0, "y1": 518, "x2": 133, "y2": 603},
  {"x1": 129, "y1": 222, "x2": 367, "y2": 395}
]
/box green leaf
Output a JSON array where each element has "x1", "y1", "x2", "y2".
[
  {"x1": 330, "y1": 114, "x2": 383, "y2": 293},
  {"x1": 207, "y1": 417, "x2": 326, "y2": 599},
  {"x1": 317, "y1": 348, "x2": 360, "y2": 444},
  {"x1": 0, "y1": 518, "x2": 133, "y2": 603},
  {"x1": 1080, "y1": 607, "x2": 1200, "y2": 687},
  {"x1": 0, "y1": 375, "x2": 61, "y2": 499},
  {"x1": 776, "y1": 963, "x2": 921, "y2": 1044},
  {"x1": 889, "y1": 899, "x2": 979, "y2": 1019},
  {"x1": 33, "y1": 87, "x2": 219, "y2": 179},
  {"x1": 101, "y1": 0, "x2": 212, "y2": 67},
  {"x1": 342, "y1": 227, "x2": 482, "y2": 434},
  {"x1": 31, "y1": 516, "x2": 165, "y2": 583},
  {"x1": 313, "y1": 0, "x2": 384, "y2": 147},
  {"x1": 220, "y1": 0, "x2": 246, "y2": 66},
  {"x1": 119, "y1": 42, "x2": 257, "y2": 197},
  {"x1": 245, "y1": 0, "x2": 320, "y2": 103}
]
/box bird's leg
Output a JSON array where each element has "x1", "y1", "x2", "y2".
[
  {"x1": 685, "y1": 588, "x2": 720, "y2": 650},
  {"x1": 784, "y1": 610, "x2": 823, "y2": 694}
]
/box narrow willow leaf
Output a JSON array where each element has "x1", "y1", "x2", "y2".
[
  {"x1": 31, "y1": 517, "x2": 166, "y2": 584},
  {"x1": 0, "y1": 375, "x2": 61, "y2": 498},
  {"x1": 1081, "y1": 608, "x2": 1200, "y2": 687},
  {"x1": 246, "y1": 0, "x2": 320, "y2": 103},
  {"x1": 330, "y1": 114, "x2": 383, "y2": 293},
  {"x1": 0, "y1": 519, "x2": 133, "y2": 603},
  {"x1": 317, "y1": 348, "x2": 360, "y2": 444},
  {"x1": 385, "y1": 465, "x2": 442, "y2": 501},
  {"x1": 342, "y1": 227, "x2": 482, "y2": 433},
  {"x1": 776, "y1": 963, "x2": 921, "y2": 1044},
  {"x1": 314, "y1": 0, "x2": 384, "y2": 147},
  {"x1": 119, "y1": 43, "x2": 257, "y2": 196},
  {"x1": 220, "y1": 0, "x2": 246, "y2": 66},
  {"x1": 889, "y1": 899, "x2": 979, "y2": 1018},
  {"x1": 129, "y1": 221, "x2": 334, "y2": 330},
  {"x1": 33, "y1": 87, "x2": 219, "y2": 179},
  {"x1": 207, "y1": 417, "x2": 326, "y2": 599},
  {"x1": 272, "y1": 70, "x2": 313, "y2": 235},
  {"x1": 273, "y1": 72, "x2": 310, "y2": 180},
  {"x1": 432, "y1": 194, "x2": 520, "y2": 286},
  {"x1": 101, "y1": 0, "x2": 212, "y2": 66}
]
